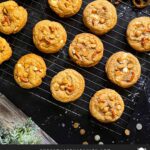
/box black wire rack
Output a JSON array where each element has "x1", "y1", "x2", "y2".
[{"x1": 0, "y1": 0, "x2": 150, "y2": 136}]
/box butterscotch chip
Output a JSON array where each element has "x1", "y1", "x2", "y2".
[
  {"x1": 124, "y1": 129, "x2": 130, "y2": 136},
  {"x1": 48, "y1": 0, "x2": 82, "y2": 18},
  {"x1": 83, "y1": 0, "x2": 117, "y2": 35},
  {"x1": 82, "y1": 141, "x2": 88, "y2": 145},
  {"x1": 73, "y1": 122, "x2": 80, "y2": 129},
  {"x1": 105, "y1": 51, "x2": 141, "y2": 88},
  {"x1": 0, "y1": 36, "x2": 12, "y2": 64},
  {"x1": 14, "y1": 53, "x2": 47, "y2": 89},
  {"x1": 69, "y1": 33, "x2": 104, "y2": 67},
  {"x1": 0, "y1": 1, "x2": 28, "y2": 35},
  {"x1": 50, "y1": 69, "x2": 85, "y2": 103},
  {"x1": 127, "y1": 17, "x2": 150, "y2": 52},
  {"x1": 89, "y1": 89, "x2": 124, "y2": 123},
  {"x1": 33, "y1": 20, "x2": 67, "y2": 54},
  {"x1": 80, "y1": 129, "x2": 86, "y2": 135}
]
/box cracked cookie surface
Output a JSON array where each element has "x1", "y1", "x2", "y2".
[
  {"x1": 83, "y1": 0, "x2": 117, "y2": 35},
  {"x1": 14, "y1": 53, "x2": 47, "y2": 89},
  {"x1": 33, "y1": 20, "x2": 67, "y2": 53},
  {"x1": 69, "y1": 33, "x2": 104, "y2": 67},
  {"x1": 0, "y1": 36, "x2": 12, "y2": 64},
  {"x1": 50, "y1": 69, "x2": 85, "y2": 103},
  {"x1": 0, "y1": 1, "x2": 28, "y2": 35},
  {"x1": 89, "y1": 89, "x2": 124, "y2": 123},
  {"x1": 106, "y1": 51, "x2": 141, "y2": 88},
  {"x1": 48, "y1": 0, "x2": 82, "y2": 18},
  {"x1": 127, "y1": 17, "x2": 150, "y2": 52}
]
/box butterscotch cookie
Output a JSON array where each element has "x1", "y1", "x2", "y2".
[
  {"x1": 0, "y1": 36, "x2": 12, "y2": 64},
  {"x1": 50, "y1": 69, "x2": 85, "y2": 103},
  {"x1": 48, "y1": 0, "x2": 82, "y2": 18},
  {"x1": 89, "y1": 89, "x2": 124, "y2": 123},
  {"x1": 14, "y1": 53, "x2": 47, "y2": 89},
  {"x1": 106, "y1": 51, "x2": 141, "y2": 88},
  {"x1": 69, "y1": 33, "x2": 104, "y2": 67},
  {"x1": 0, "y1": 1, "x2": 28, "y2": 35},
  {"x1": 33, "y1": 20, "x2": 67, "y2": 53},
  {"x1": 127, "y1": 17, "x2": 150, "y2": 52},
  {"x1": 83, "y1": 0, "x2": 117, "y2": 35}
]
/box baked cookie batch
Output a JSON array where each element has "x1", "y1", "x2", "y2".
[{"x1": 0, "y1": 0, "x2": 149, "y2": 123}]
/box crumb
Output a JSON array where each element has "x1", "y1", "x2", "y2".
[
  {"x1": 109, "y1": 0, "x2": 122, "y2": 5},
  {"x1": 61, "y1": 123, "x2": 65, "y2": 128},
  {"x1": 136, "y1": 123, "x2": 143, "y2": 130},
  {"x1": 73, "y1": 122, "x2": 80, "y2": 129},
  {"x1": 124, "y1": 129, "x2": 130, "y2": 136},
  {"x1": 94, "y1": 135, "x2": 101, "y2": 141},
  {"x1": 99, "y1": 141, "x2": 104, "y2": 145},
  {"x1": 82, "y1": 141, "x2": 88, "y2": 145},
  {"x1": 80, "y1": 129, "x2": 86, "y2": 135}
]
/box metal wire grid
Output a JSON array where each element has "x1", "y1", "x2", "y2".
[{"x1": 0, "y1": 0, "x2": 150, "y2": 135}]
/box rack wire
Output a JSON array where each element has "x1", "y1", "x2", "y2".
[{"x1": 0, "y1": 0, "x2": 150, "y2": 136}]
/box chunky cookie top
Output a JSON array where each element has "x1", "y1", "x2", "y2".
[
  {"x1": 90, "y1": 89, "x2": 124, "y2": 123},
  {"x1": 14, "y1": 54, "x2": 47, "y2": 89},
  {"x1": 51, "y1": 69, "x2": 85, "y2": 103},
  {"x1": 69, "y1": 33, "x2": 104, "y2": 67}
]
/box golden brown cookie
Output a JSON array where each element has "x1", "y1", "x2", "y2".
[
  {"x1": 48, "y1": 0, "x2": 82, "y2": 18},
  {"x1": 33, "y1": 20, "x2": 67, "y2": 53},
  {"x1": 14, "y1": 53, "x2": 47, "y2": 89},
  {"x1": 50, "y1": 69, "x2": 85, "y2": 103},
  {"x1": 0, "y1": 36, "x2": 12, "y2": 64},
  {"x1": 69, "y1": 33, "x2": 104, "y2": 67},
  {"x1": 89, "y1": 89, "x2": 124, "y2": 123},
  {"x1": 106, "y1": 51, "x2": 141, "y2": 88},
  {"x1": 127, "y1": 17, "x2": 150, "y2": 52},
  {"x1": 83, "y1": 0, "x2": 117, "y2": 35},
  {"x1": 0, "y1": 1, "x2": 28, "y2": 35}
]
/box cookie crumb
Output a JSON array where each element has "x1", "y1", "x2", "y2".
[
  {"x1": 124, "y1": 129, "x2": 130, "y2": 136},
  {"x1": 136, "y1": 123, "x2": 142, "y2": 130},
  {"x1": 82, "y1": 141, "x2": 88, "y2": 145},
  {"x1": 61, "y1": 123, "x2": 65, "y2": 128},
  {"x1": 99, "y1": 141, "x2": 104, "y2": 145},
  {"x1": 94, "y1": 135, "x2": 101, "y2": 141},
  {"x1": 80, "y1": 129, "x2": 86, "y2": 135},
  {"x1": 73, "y1": 122, "x2": 80, "y2": 129}
]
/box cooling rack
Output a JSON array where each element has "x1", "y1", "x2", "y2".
[{"x1": 0, "y1": 0, "x2": 150, "y2": 136}]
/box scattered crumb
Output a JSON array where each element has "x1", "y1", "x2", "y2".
[
  {"x1": 136, "y1": 123, "x2": 143, "y2": 130},
  {"x1": 82, "y1": 141, "x2": 88, "y2": 145},
  {"x1": 94, "y1": 135, "x2": 101, "y2": 141},
  {"x1": 73, "y1": 122, "x2": 80, "y2": 129},
  {"x1": 99, "y1": 141, "x2": 104, "y2": 145},
  {"x1": 124, "y1": 129, "x2": 130, "y2": 136},
  {"x1": 80, "y1": 129, "x2": 86, "y2": 135},
  {"x1": 112, "y1": 141, "x2": 115, "y2": 144},
  {"x1": 109, "y1": 0, "x2": 122, "y2": 5},
  {"x1": 61, "y1": 123, "x2": 65, "y2": 128}
]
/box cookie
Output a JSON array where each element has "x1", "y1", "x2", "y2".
[
  {"x1": 50, "y1": 69, "x2": 85, "y2": 103},
  {"x1": 127, "y1": 16, "x2": 150, "y2": 52},
  {"x1": 0, "y1": 1, "x2": 28, "y2": 35},
  {"x1": 106, "y1": 51, "x2": 141, "y2": 88},
  {"x1": 83, "y1": 0, "x2": 117, "y2": 35},
  {"x1": 14, "y1": 53, "x2": 47, "y2": 89},
  {"x1": 48, "y1": 0, "x2": 82, "y2": 18},
  {"x1": 0, "y1": 36, "x2": 12, "y2": 64},
  {"x1": 69, "y1": 33, "x2": 104, "y2": 67},
  {"x1": 33, "y1": 20, "x2": 67, "y2": 53},
  {"x1": 89, "y1": 89, "x2": 124, "y2": 123}
]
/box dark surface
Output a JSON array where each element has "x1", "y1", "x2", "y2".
[{"x1": 0, "y1": 0, "x2": 150, "y2": 144}]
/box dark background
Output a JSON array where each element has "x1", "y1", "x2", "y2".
[{"x1": 0, "y1": 0, "x2": 150, "y2": 144}]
